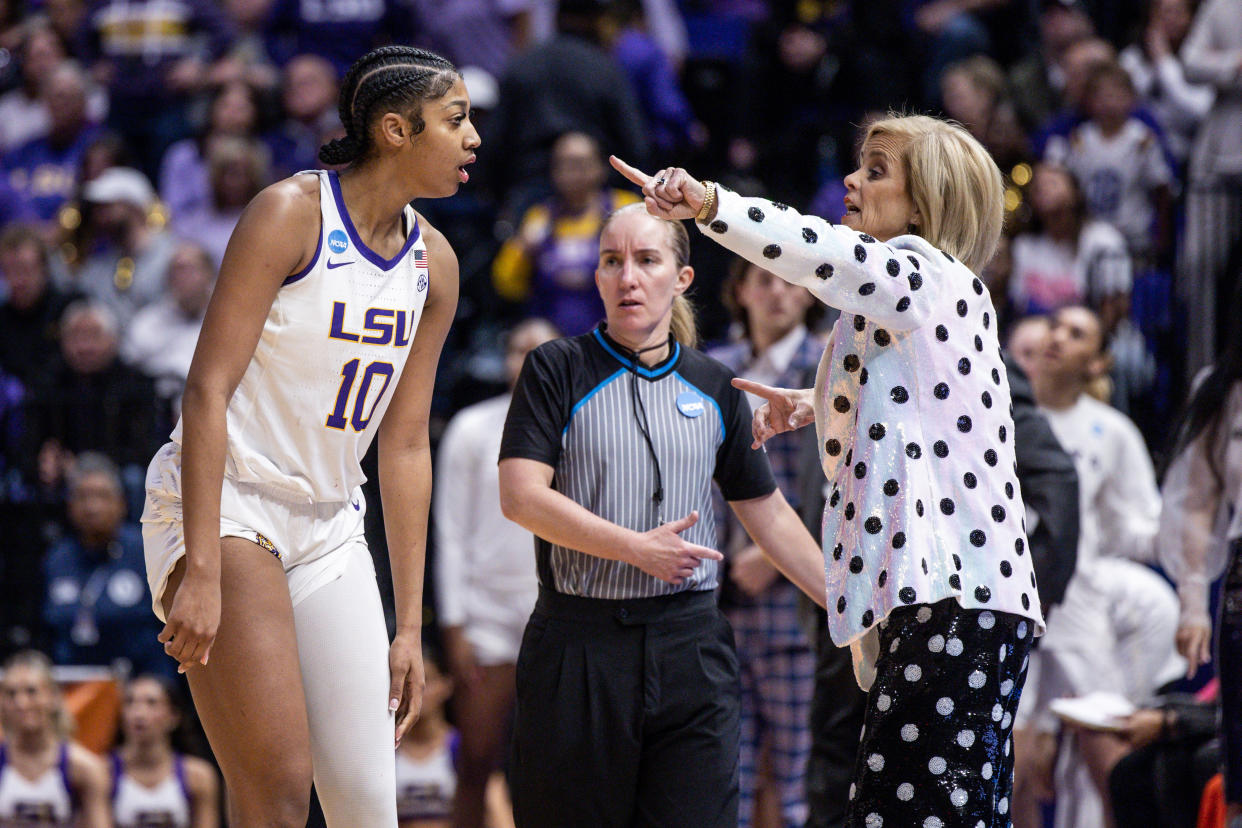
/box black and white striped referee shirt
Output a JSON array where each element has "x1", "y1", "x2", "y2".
[{"x1": 500, "y1": 324, "x2": 777, "y2": 600}]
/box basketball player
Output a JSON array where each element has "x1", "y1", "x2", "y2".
[
  {"x1": 0, "y1": 650, "x2": 110, "y2": 827},
  {"x1": 111, "y1": 675, "x2": 219, "y2": 828},
  {"x1": 140, "y1": 46, "x2": 476, "y2": 826}
]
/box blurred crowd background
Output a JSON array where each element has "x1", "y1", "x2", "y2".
[{"x1": 0, "y1": 0, "x2": 1239, "y2": 825}]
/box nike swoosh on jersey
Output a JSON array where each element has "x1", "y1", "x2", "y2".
[{"x1": 327, "y1": 259, "x2": 354, "y2": 269}]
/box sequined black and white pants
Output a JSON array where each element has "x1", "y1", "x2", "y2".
[{"x1": 845, "y1": 598, "x2": 1035, "y2": 828}]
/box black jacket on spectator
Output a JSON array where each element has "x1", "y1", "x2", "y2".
[
  {"x1": 24, "y1": 357, "x2": 162, "y2": 473},
  {"x1": 483, "y1": 34, "x2": 650, "y2": 212},
  {"x1": 1006, "y1": 354, "x2": 1080, "y2": 611},
  {"x1": 0, "y1": 286, "x2": 82, "y2": 389}
]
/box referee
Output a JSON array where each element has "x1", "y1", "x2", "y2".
[{"x1": 498, "y1": 204, "x2": 828, "y2": 828}]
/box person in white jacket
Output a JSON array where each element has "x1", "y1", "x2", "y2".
[
  {"x1": 612, "y1": 112, "x2": 1045, "y2": 827},
  {"x1": 433, "y1": 317, "x2": 557, "y2": 828}
]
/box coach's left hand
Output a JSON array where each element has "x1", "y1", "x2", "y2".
[{"x1": 390, "y1": 631, "x2": 425, "y2": 748}]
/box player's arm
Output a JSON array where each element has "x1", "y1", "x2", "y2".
[
  {"x1": 163, "y1": 175, "x2": 321, "y2": 673},
  {"x1": 67, "y1": 744, "x2": 112, "y2": 828},
  {"x1": 184, "y1": 756, "x2": 220, "y2": 828},
  {"x1": 376, "y1": 214, "x2": 458, "y2": 745}
]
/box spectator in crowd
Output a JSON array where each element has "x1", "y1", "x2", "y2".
[
  {"x1": 172, "y1": 136, "x2": 271, "y2": 267},
  {"x1": 940, "y1": 55, "x2": 1033, "y2": 174},
  {"x1": 78, "y1": 0, "x2": 235, "y2": 176},
  {"x1": 262, "y1": 0, "x2": 416, "y2": 75},
  {"x1": 110, "y1": 674, "x2": 220, "y2": 828},
  {"x1": 1119, "y1": 0, "x2": 1213, "y2": 170},
  {"x1": 43, "y1": 453, "x2": 166, "y2": 677},
  {"x1": 1046, "y1": 60, "x2": 1174, "y2": 268},
  {"x1": 0, "y1": 224, "x2": 81, "y2": 389},
  {"x1": 395, "y1": 650, "x2": 457, "y2": 828},
  {"x1": 264, "y1": 54, "x2": 341, "y2": 180},
  {"x1": 158, "y1": 80, "x2": 265, "y2": 223},
  {"x1": 605, "y1": 0, "x2": 699, "y2": 159},
  {"x1": 43, "y1": 0, "x2": 89, "y2": 51},
  {"x1": 492, "y1": 131, "x2": 640, "y2": 335},
  {"x1": 2, "y1": 61, "x2": 101, "y2": 223},
  {"x1": 71, "y1": 167, "x2": 175, "y2": 327},
  {"x1": 481, "y1": 0, "x2": 650, "y2": 219},
  {"x1": 1016, "y1": 304, "x2": 1184, "y2": 828},
  {"x1": 1178, "y1": 0, "x2": 1242, "y2": 377},
  {"x1": 121, "y1": 240, "x2": 215, "y2": 412},
  {"x1": 1160, "y1": 282, "x2": 1242, "y2": 828},
  {"x1": 1031, "y1": 35, "x2": 1119, "y2": 155},
  {"x1": 904, "y1": 0, "x2": 1013, "y2": 107},
  {"x1": 406, "y1": 0, "x2": 535, "y2": 80},
  {"x1": 707, "y1": 257, "x2": 823, "y2": 828},
  {"x1": 1009, "y1": 0, "x2": 1097, "y2": 134},
  {"x1": 434, "y1": 316, "x2": 557, "y2": 828},
  {"x1": 1008, "y1": 162, "x2": 1131, "y2": 332},
  {"x1": 1107, "y1": 690, "x2": 1221, "y2": 828},
  {"x1": 0, "y1": 649, "x2": 111, "y2": 827},
  {"x1": 0, "y1": 21, "x2": 105, "y2": 154},
  {"x1": 23, "y1": 301, "x2": 162, "y2": 499}
]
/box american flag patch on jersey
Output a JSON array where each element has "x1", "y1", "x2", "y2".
[{"x1": 414, "y1": 249, "x2": 427, "y2": 269}]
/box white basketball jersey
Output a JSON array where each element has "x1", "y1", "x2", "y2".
[
  {"x1": 111, "y1": 754, "x2": 191, "y2": 828},
  {"x1": 395, "y1": 734, "x2": 456, "y2": 822},
  {"x1": 0, "y1": 743, "x2": 74, "y2": 826},
  {"x1": 171, "y1": 170, "x2": 431, "y2": 503}
]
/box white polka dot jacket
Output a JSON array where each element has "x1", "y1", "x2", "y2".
[{"x1": 699, "y1": 189, "x2": 1046, "y2": 676}]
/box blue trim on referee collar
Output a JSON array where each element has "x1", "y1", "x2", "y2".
[
  {"x1": 563, "y1": 368, "x2": 627, "y2": 435},
  {"x1": 673, "y1": 371, "x2": 724, "y2": 442},
  {"x1": 593, "y1": 327, "x2": 680, "y2": 379}
]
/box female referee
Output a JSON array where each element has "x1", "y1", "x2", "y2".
[
  {"x1": 498, "y1": 203, "x2": 828, "y2": 828},
  {"x1": 613, "y1": 112, "x2": 1046, "y2": 825},
  {"x1": 140, "y1": 46, "x2": 475, "y2": 826}
]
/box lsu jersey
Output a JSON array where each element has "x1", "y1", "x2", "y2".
[{"x1": 171, "y1": 169, "x2": 431, "y2": 503}]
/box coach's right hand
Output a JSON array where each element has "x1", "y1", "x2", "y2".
[
  {"x1": 731, "y1": 379, "x2": 816, "y2": 449},
  {"x1": 629, "y1": 511, "x2": 723, "y2": 585},
  {"x1": 158, "y1": 568, "x2": 220, "y2": 674}
]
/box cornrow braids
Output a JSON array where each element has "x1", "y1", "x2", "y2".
[{"x1": 319, "y1": 46, "x2": 459, "y2": 167}]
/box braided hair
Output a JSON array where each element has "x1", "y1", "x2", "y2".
[{"x1": 318, "y1": 46, "x2": 459, "y2": 167}]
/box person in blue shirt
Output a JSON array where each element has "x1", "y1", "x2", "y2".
[{"x1": 43, "y1": 452, "x2": 167, "y2": 677}]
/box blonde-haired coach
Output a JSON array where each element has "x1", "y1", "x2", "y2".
[{"x1": 614, "y1": 114, "x2": 1046, "y2": 826}]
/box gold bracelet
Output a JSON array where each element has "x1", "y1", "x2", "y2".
[{"x1": 696, "y1": 181, "x2": 717, "y2": 223}]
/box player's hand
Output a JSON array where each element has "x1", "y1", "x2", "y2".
[
  {"x1": 390, "y1": 631, "x2": 425, "y2": 748},
  {"x1": 609, "y1": 156, "x2": 707, "y2": 221},
  {"x1": 730, "y1": 544, "x2": 780, "y2": 597},
  {"x1": 1176, "y1": 622, "x2": 1212, "y2": 678},
  {"x1": 443, "y1": 625, "x2": 482, "y2": 691},
  {"x1": 629, "y1": 511, "x2": 724, "y2": 585},
  {"x1": 158, "y1": 568, "x2": 220, "y2": 674},
  {"x1": 731, "y1": 378, "x2": 815, "y2": 449}
]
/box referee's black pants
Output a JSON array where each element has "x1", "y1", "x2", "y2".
[{"x1": 511, "y1": 586, "x2": 741, "y2": 828}]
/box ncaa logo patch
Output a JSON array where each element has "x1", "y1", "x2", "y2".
[
  {"x1": 676, "y1": 391, "x2": 705, "y2": 418},
  {"x1": 327, "y1": 229, "x2": 350, "y2": 255}
]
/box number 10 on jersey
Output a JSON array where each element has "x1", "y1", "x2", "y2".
[{"x1": 326, "y1": 358, "x2": 395, "y2": 431}]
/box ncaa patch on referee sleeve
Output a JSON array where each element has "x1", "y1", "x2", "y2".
[{"x1": 676, "y1": 391, "x2": 705, "y2": 418}]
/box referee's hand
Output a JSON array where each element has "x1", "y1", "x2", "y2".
[{"x1": 630, "y1": 511, "x2": 723, "y2": 585}]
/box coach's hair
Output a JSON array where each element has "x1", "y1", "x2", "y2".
[
  {"x1": 863, "y1": 114, "x2": 1004, "y2": 275},
  {"x1": 319, "y1": 46, "x2": 459, "y2": 167},
  {"x1": 600, "y1": 204, "x2": 698, "y2": 348}
]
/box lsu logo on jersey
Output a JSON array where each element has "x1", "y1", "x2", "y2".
[{"x1": 327, "y1": 229, "x2": 350, "y2": 255}]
